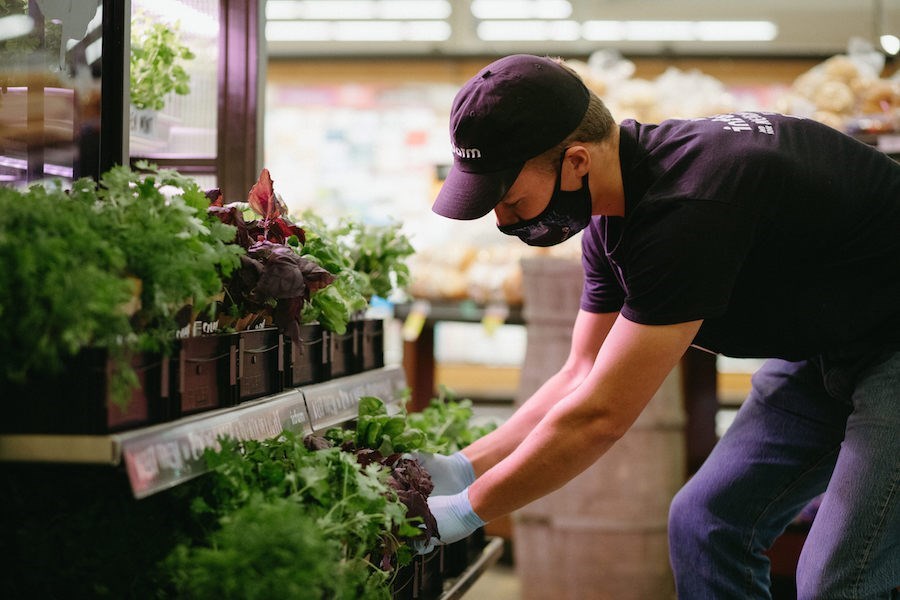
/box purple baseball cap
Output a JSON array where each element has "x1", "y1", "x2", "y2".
[{"x1": 432, "y1": 54, "x2": 590, "y2": 221}]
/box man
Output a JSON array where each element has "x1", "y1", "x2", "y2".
[{"x1": 416, "y1": 54, "x2": 900, "y2": 599}]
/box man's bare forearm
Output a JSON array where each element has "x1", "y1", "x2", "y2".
[{"x1": 461, "y1": 364, "x2": 590, "y2": 475}]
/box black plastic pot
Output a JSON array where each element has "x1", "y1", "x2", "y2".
[
  {"x1": 360, "y1": 317, "x2": 385, "y2": 372},
  {"x1": 420, "y1": 549, "x2": 443, "y2": 597},
  {"x1": 1, "y1": 349, "x2": 164, "y2": 434},
  {"x1": 284, "y1": 323, "x2": 328, "y2": 387},
  {"x1": 442, "y1": 537, "x2": 469, "y2": 578},
  {"x1": 327, "y1": 324, "x2": 361, "y2": 379},
  {"x1": 236, "y1": 327, "x2": 283, "y2": 402},
  {"x1": 390, "y1": 558, "x2": 418, "y2": 600},
  {"x1": 169, "y1": 333, "x2": 237, "y2": 417}
]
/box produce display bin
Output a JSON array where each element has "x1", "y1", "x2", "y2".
[
  {"x1": 284, "y1": 323, "x2": 328, "y2": 387},
  {"x1": 237, "y1": 328, "x2": 284, "y2": 402},
  {"x1": 1, "y1": 349, "x2": 165, "y2": 434},
  {"x1": 171, "y1": 334, "x2": 237, "y2": 417},
  {"x1": 0, "y1": 365, "x2": 505, "y2": 597}
]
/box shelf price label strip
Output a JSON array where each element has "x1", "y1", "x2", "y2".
[
  {"x1": 117, "y1": 388, "x2": 311, "y2": 499},
  {"x1": 117, "y1": 366, "x2": 407, "y2": 499},
  {"x1": 303, "y1": 367, "x2": 408, "y2": 431}
]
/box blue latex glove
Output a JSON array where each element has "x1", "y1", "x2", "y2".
[
  {"x1": 415, "y1": 487, "x2": 485, "y2": 555},
  {"x1": 412, "y1": 451, "x2": 475, "y2": 496}
]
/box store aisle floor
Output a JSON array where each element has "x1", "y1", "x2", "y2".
[{"x1": 463, "y1": 563, "x2": 521, "y2": 600}]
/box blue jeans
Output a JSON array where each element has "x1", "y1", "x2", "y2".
[{"x1": 669, "y1": 349, "x2": 900, "y2": 599}]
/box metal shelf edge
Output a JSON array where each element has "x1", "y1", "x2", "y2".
[
  {"x1": 304, "y1": 366, "x2": 408, "y2": 431},
  {"x1": 0, "y1": 366, "x2": 407, "y2": 500},
  {"x1": 0, "y1": 434, "x2": 119, "y2": 465}
]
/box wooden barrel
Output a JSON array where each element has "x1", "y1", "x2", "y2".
[
  {"x1": 513, "y1": 256, "x2": 685, "y2": 600},
  {"x1": 515, "y1": 257, "x2": 584, "y2": 403}
]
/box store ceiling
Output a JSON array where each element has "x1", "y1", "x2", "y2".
[{"x1": 265, "y1": 0, "x2": 899, "y2": 58}]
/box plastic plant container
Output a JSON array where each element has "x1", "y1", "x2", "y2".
[
  {"x1": 284, "y1": 322, "x2": 328, "y2": 387},
  {"x1": 236, "y1": 327, "x2": 283, "y2": 402}
]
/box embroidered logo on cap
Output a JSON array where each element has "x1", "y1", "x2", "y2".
[{"x1": 452, "y1": 144, "x2": 482, "y2": 159}]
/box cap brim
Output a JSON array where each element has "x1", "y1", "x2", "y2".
[{"x1": 432, "y1": 163, "x2": 524, "y2": 221}]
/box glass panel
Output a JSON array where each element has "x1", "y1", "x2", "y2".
[
  {"x1": 0, "y1": 0, "x2": 104, "y2": 185},
  {"x1": 129, "y1": 0, "x2": 219, "y2": 160}
]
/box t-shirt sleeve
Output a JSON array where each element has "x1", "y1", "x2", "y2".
[
  {"x1": 580, "y1": 220, "x2": 626, "y2": 313},
  {"x1": 620, "y1": 199, "x2": 756, "y2": 325}
]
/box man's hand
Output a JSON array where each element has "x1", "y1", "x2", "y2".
[
  {"x1": 415, "y1": 488, "x2": 485, "y2": 555},
  {"x1": 412, "y1": 451, "x2": 475, "y2": 496}
]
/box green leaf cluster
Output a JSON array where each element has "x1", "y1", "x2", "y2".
[
  {"x1": 162, "y1": 388, "x2": 493, "y2": 596},
  {"x1": 331, "y1": 396, "x2": 427, "y2": 455},
  {"x1": 130, "y1": 17, "x2": 195, "y2": 111},
  {"x1": 169, "y1": 431, "x2": 420, "y2": 598},
  {"x1": 406, "y1": 386, "x2": 498, "y2": 455},
  {"x1": 298, "y1": 210, "x2": 413, "y2": 333},
  {"x1": 167, "y1": 495, "x2": 389, "y2": 600},
  {"x1": 0, "y1": 164, "x2": 243, "y2": 404},
  {"x1": 0, "y1": 180, "x2": 133, "y2": 384},
  {"x1": 96, "y1": 162, "x2": 243, "y2": 351},
  {"x1": 340, "y1": 218, "x2": 415, "y2": 300},
  {"x1": 326, "y1": 391, "x2": 497, "y2": 455}
]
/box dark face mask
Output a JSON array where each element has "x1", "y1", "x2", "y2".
[{"x1": 497, "y1": 157, "x2": 592, "y2": 247}]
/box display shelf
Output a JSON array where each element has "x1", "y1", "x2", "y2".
[
  {"x1": 0, "y1": 366, "x2": 407, "y2": 499},
  {"x1": 394, "y1": 299, "x2": 523, "y2": 326},
  {"x1": 439, "y1": 536, "x2": 505, "y2": 600},
  {"x1": 304, "y1": 365, "x2": 407, "y2": 430}
]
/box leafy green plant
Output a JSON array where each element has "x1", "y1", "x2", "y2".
[
  {"x1": 0, "y1": 163, "x2": 242, "y2": 404},
  {"x1": 206, "y1": 169, "x2": 336, "y2": 342},
  {"x1": 406, "y1": 386, "x2": 498, "y2": 454},
  {"x1": 178, "y1": 430, "x2": 424, "y2": 595},
  {"x1": 130, "y1": 16, "x2": 195, "y2": 111},
  {"x1": 300, "y1": 210, "x2": 414, "y2": 301},
  {"x1": 297, "y1": 211, "x2": 370, "y2": 334},
  {"x1": 325, "y1": 390, "x2": 497, "y2": 455},
  {"x1": 96, "y1": 162, "x2": 243, "y2": 350},
  {"x1": 166, "y1": 495, "x2": 388, "y2": 600},
  {"x1": 325, "y1": 396, "x2": 426, "y2": 456},
  {"x1": 162, "y1": 388, "x2": 495, "y2": 596},
  {"x1": 0, "y1": 179, "x2": 134, "y2": 385},
  {"x1": 342, "y1": 219, "x2": 414, "y2": 300},
  {"x1": 298, "y1": 210, "x2": 413, "y2": 334}
]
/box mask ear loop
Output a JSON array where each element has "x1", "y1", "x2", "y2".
[
  {"x1": 497, "y1": 148, "x2": 573, "y2": 235},
  {"x1": 550, "y1": 147, "x2": 569, "y2": 196}
]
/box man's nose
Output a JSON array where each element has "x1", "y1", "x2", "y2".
[{"x1": 493, "y1": 204, "x2": 517, "y2": 227}]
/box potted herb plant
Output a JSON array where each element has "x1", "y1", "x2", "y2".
[
  {"x1": 0, "y1": 163, "x2": 242, "y2": 433},
  {"x1": 129, "y1": 14, "x2": 195, "y2": 142},
  {"x1": 206, "y1": 169, "x2": 337, "y2": 397},
  {"x1": 298, "y1": 210, "x2": 414, "y2": 376}
]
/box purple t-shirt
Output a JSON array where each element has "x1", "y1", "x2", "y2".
[{"x1": 581, "y1": 113, "x2": 900, "y2": 359}]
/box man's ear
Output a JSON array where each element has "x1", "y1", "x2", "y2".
[{"x1": 563, "y1": 145, "x2": 591, "y2": 181}]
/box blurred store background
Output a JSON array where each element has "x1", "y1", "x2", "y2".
[{"x1": 2, "y1": 1, "x2": 898, "y2": 598}]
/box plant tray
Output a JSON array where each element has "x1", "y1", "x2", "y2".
[
  {"x1": 1, "y1": 349, "x2": 165, "y2": 434},
  {"x1": 237, "y1": 328, "x2": 284, "y2": 402},
  {"x1": 171, "y1": 334, "x2": 237, "y2": 417},
  {"x1": 284, "y1": 323, "x2": 328, "y2": 388}
]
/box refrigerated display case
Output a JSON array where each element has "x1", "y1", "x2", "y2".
[{"x1": 0, "y1": 0, "x2": 263, "y2": 196}]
